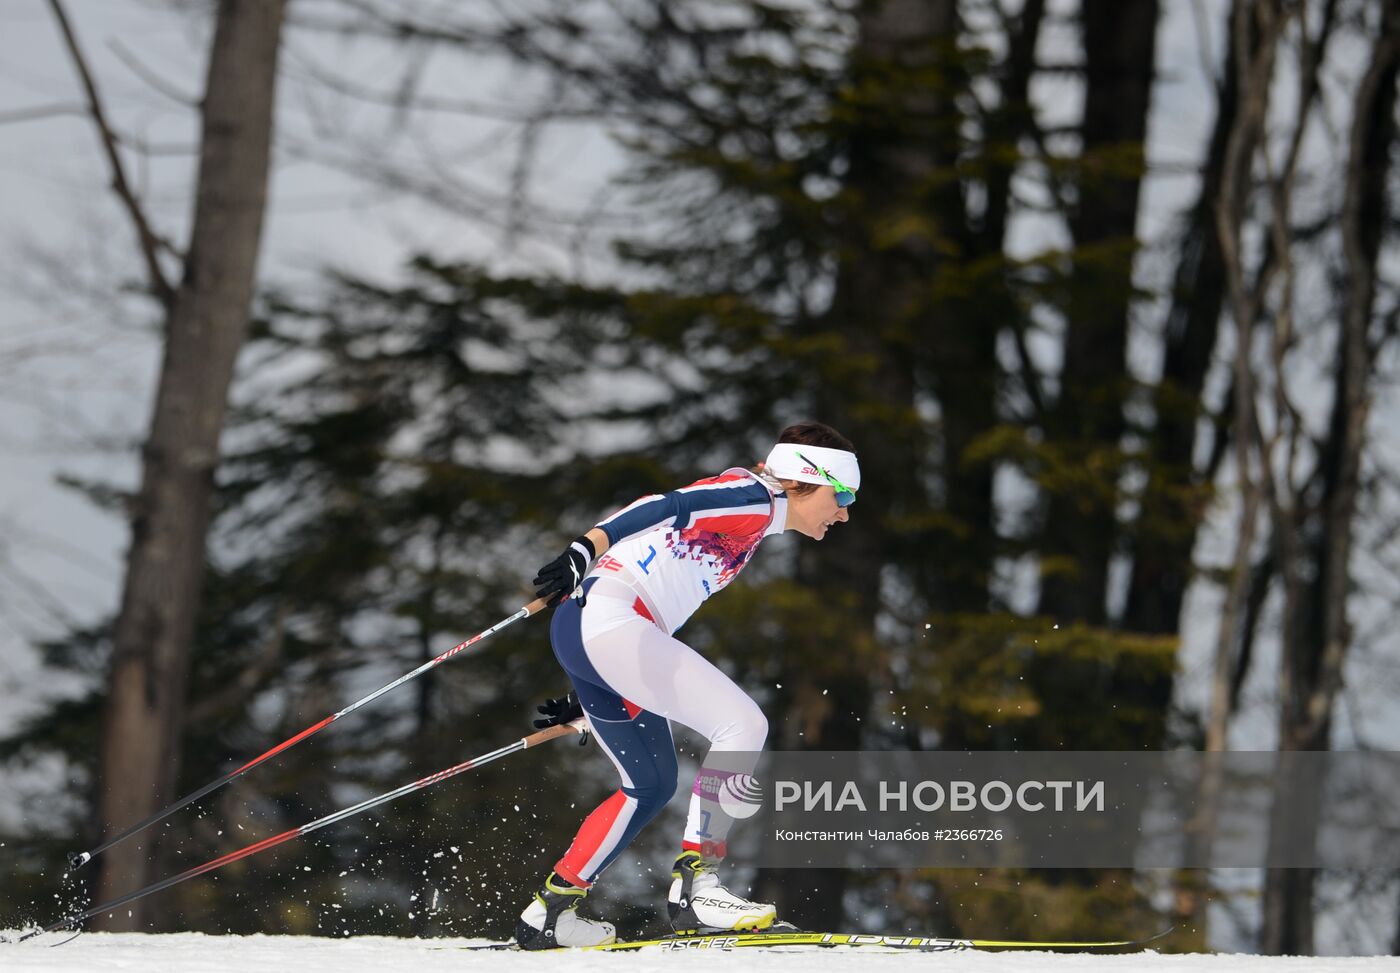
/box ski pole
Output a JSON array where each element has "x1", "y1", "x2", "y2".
[
  {"x1": 15, "y1": 719, "x2": 584, "y2": 942},
  {"x1": 69, "y1": 597, "x2": 552, "y2": 872}
]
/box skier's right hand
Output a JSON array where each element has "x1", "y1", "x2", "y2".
[{"x1": 535, "y1": 690, "x2": 589, "y2": 746}]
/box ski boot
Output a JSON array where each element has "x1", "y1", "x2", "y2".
[
  {"x1": 516, "y1": 871, "x2": 617, "y2": 949},
  {"x1": 667, "y1": 850, "x2": 777, "y2": 933}
]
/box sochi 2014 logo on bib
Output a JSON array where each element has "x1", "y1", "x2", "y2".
[{"x1": 717, "y1": 773, "x2": 764, "y2": 819}]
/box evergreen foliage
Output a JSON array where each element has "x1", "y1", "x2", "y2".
[{"x1": 13, "y1": 0, "x2": 1390, "y2": 951}]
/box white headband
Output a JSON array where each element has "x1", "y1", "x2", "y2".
[{"x1": 763, "y1": 442, "x2": 861, "y2": 490}]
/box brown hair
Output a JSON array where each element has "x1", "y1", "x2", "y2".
[{"x1": 756, "y1": 421, "x2": 855, "y2": 496}]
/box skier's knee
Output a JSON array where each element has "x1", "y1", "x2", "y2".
[
  {"x1": 624, "y1": 779, "x2": 675, "y2": 819},
  {"x1": 713, "y1": 699, "x2": 767, "y2": 751},
  {"x1": 622, "y1": 756, "x2": 679, "y2": 818},
  {"x1": 655, "y1": 765, "x2": 679, "y2": 810},
  {"x1": 746, "y1": 706, "x2": 769, "y2": 749}
]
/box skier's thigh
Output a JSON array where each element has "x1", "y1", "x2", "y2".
[{"x1": 580, "y1": 617, "x2": 765, "y2": 748}]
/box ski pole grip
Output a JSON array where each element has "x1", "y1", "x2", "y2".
[
  {"x1": 524, "y1": 721, "x2": 586, "y2": 748},
  {"x1": 524, "y1": 596, "x2": 553, "y2": 616}
]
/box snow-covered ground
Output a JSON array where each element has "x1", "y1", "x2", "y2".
[{"x1": 1, "y1": 934, "x2": 1398, "y2": 972}]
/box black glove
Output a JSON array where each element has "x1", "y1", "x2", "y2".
[
  {"x1": 534, "y1": 690, "x2": 584, "y2": 729},
  {"x1": 534, "y1": 690, "x2": 589, "y2": 746},
  {"x1": 533, "y1": 535, "x2": 596, "y2": 605}
]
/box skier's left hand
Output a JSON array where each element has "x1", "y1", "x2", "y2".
[
  {"x1": 533, "y1": 536, "x2": 596, "y2": 605},
  {"x1": 534, "y1": 690, "x2": 589, "y2": 746}
]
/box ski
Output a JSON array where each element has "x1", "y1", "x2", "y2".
[{"x1": 464, "y1": 924, "x2": 1171, "y2": 952}]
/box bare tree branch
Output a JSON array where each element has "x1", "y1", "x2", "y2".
[
  {"x1": 108, "y1": 36, "x2": 200, "y2": 108},
  {"x1": 280, "y1": 39, "x2": 599, "y2": 122},
  {"x1": 45, "y1": 0, "x2": 176, "y2": 307},
  {"x1": 0, "y1": 102, "x2": 88, "y2": 126},
  {"x1": 503, "y1": 75, "x2": 566, "y2": 246}
]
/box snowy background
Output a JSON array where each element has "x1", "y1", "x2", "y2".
[{"x1": 6, "y1": 933, "x2": 1400, "y2": 971}]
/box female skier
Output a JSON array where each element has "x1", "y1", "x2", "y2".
[{"x1": 515, "y1": 421, "x2": 860, "y2": 948}]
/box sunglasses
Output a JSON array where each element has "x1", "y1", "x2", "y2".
[{"x1": 797, "y1": 452, "x2": 857, "y2": 507}]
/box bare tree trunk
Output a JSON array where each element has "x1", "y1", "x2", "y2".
[
  {"x1": 1123, "y1": 0, "x2": 1249, "y2": 637},
  {"x1": 1183, "y1": 284, "x2": 1264, "y2": 935},
  {"x1": 1260, "y1": 1, "x2": 1397, "y2": 954},
  {"x1": 1036, "y1": 0, "x2": 1159, "y2": 626},
  {"x1": 1393, "y1": 866, "x2": 1400, "y2": 956},
  {"x1": 1158, "y1": 0, "x2": 1273, "y2": 941},
  {"x1": 94, "y1": 0, "x2": 285, "y2": 931},
  {"x1": 1210, "y1": 0, "x2": 1292, "y2": 948}
]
